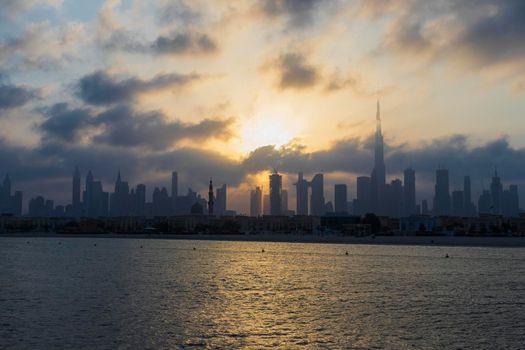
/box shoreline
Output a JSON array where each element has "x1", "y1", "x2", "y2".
[{"x1": 2, "y1": 232, "x2": 525, "y2": 248}]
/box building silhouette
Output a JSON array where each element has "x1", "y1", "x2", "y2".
[
  {"x1": 334, "y1": 184, "x2": 348, "y2": 214},
  {"x1": 370, "y1": 99, "x2": 386, "y2": 215},
  {"x1": 250, "y1": 186, "x2": 262, "y2": 217},
  {"x1": 269, "y1": 170, "x2": 282, "y2": 215},
  {"x1": 403, "y1": 168, "x2": 416, "y2": 216},
  {"x1": 490, "y1": 168, "x2": 503, "y2": 215},
  {"x1": 452, "y1": 190, "x2": 464, "y2": 217},
  {"x1": 295, "y1": 172, "x2": 309, "y2": 215},
  {"x1": 433, "y1": 168, "x2": 451, "y2": 216},
  {"x1": 0, "y1": 174, "x2": 22, "y2": 216},
  {"x1": 72, "y1": 166, "x2": 81, "y2": 217},
  {"x1": 208, "y1": 179, "x2": 214, "y2": 216},
  {"x1": 310, "y1": 173, "x2": 325, "y2": 216},
  {"x1": 215, "y1": 184, "x2": 227, "y2": 216},
  {"x1": 355, "y1": 176, "x2": 371, "y2": 216}
]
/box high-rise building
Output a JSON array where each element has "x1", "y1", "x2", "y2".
[
  {"x1": 310, "y1": 173, "x2": 325, "y2": 216},
  {"x1": 478, "y1": 190, "x2": 492, "y2": 215},
  {"x1": 386, "y1": 179, "x2": 403, "y2": 218},
  {"x1": 250, "y1": 186, "x2": 263, "y2": 217},
  {"x1": 135, "y1": 184, "x2": 146, "y2": 216},
  {"x1": 281, "y1": 189, "x2": 289, "y2": 214},
  {"x1": 355, "y1": 176, "x2": 371, "y2": 216},
  {"x1": 171, "y1": 171, "x2": 178, "y2": 213},
  {"x1": 72, "y1": 166, "x2": 81, "y2": 217},
  {"x1": 208, "y1": 180, "x2": 214, "y2": 216},
  {"x1": 463, "y1": 176, "x2": 476, "y2": 216},
  {"x1": 263, "y1": 194, "x2": 270, "y2": 215},
  {"x1": 370, "y1": 99, "x2": 386, "y2": 215},
  {"x1": 433, "y1": 168, "x2": 450, "y2": 216},
  {"x1": 215, "y1": 184, "x2": 227, "y2": 216},
  {"x1": 452, "y1": 190, "x2": 464, "y2": 217},
  {"x1": 0, "y1": 174, "x2": 22, "y2": 216},
  {"x1": 421, "y1": 199, "x2": 430, "y2": 216},
  {"x1": 295, "y1": 172, "x2": 309, "y2": 215},
  {"x1": 502, "y1": 185, "x2": 519, "y2": 217},
  {"x1": 110, "y1": 171, "x2": 130, "y2": 216},
  {"x1": 269, "y1": 171, "x2": 282, "y2": 215},
  {"x1": 490, "y1": 168, "x2": 503, "y2": 215},
  {"x1": 403, "y1": 168, "x2": 416, "y2": 216},
  {"x1": 334, "y1": 184, "x2": 348, "y2": 214}
]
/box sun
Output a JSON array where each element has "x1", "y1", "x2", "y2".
[{"x1": 237, "y1": 108, "x2": 296, "y2": 153}]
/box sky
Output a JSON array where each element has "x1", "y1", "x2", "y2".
[{"x1": 1, "y1": 0, "x2": 525, "y2": 213}]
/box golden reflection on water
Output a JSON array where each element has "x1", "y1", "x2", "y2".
[{"x1": 1, "y1": 238, "x2": 524, "y2": 349}]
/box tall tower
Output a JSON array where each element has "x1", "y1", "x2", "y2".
[
  {"x1": 295, "y1": 172, "x2": 309, "y2": 215},
  {"x1": 208, "y1": 179, "x2": 214, "y2": 216},
  {"x1": 72, "y1": 166, "x2": 81, "y2": 216},
  {"x1": 310, "y1": 173, "x2": 325, "y2": 216},
  {"x1": 490, "y1": 168, "x2": 502, "y2": 215},
  {"x1": 269, "y1": 170, "x2": 282, "y2": 215},
  {"x1": 433, "y1": 168, "x2": 450, "y2": 216},
  {"x1": 403, "y1": 168, "x2": 416, "y2": 216},
  {"x1": 370, "y1": 99, "x2": 386, "y2": 215}
]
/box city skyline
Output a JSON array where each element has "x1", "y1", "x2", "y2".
[
  {"x1": 1, "y1": 98, "x2": 521, "y2": 218},
  {"x1": 1, "y1": 1, "x2": 525, "y2": 213}
]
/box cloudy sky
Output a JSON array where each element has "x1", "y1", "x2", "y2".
[{"x1": 1, "y1": 0, "x2": 525, "y2": 213}]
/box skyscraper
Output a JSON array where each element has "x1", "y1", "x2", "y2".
[
  {"x1": 263, "y1": 194, "x2": 270, "y2": 215},
  {"x1": 334, "y1": 184, "x2": 348, "y2": 214},
  {"x1": 355, "y1": 176, "x2": 371, "y2": 216},
  {"x1": 281, "y1": 189, "x2": 288, "y2": 212},
  {"x1": 463, "y1": 176, "x2": 475, "y2": 216},
  {"x1": 215, "y1": 184, "x2": 227, "y2": 216},
  {"x1": 490, "y1": 168, "x2": 503, "y2": 215},
  {"x1": 208, "y1": 179, "x2": 214, "y2": 216},
  {"x1": 310, "y1": 173, "x2": 325, "y2": 216},
  {"x1": 433, "y1": 168, "x2": 450, "y2": 216},
  {"x1": 72, "y1": 167, "x2": 81, "y2": 217},
  {"x1": 250, "y1": 186, "x2": 262, "y2": 217},
  {"x1": 478, "y1": 190, "x2": 492, "y2": 214},
  {"x1": 403, "y1": 168, "x2": 416, "y2": 216},
  {"x1": 295, "y1": 172, "x2": 309, "y2": 215},
  {"x1": 135, "y1": 184, "x2": 146, "y2": 216},
  {"x1": 171, "y1": 171, "x2": 178, "y2": 212},
  {"x1": 452, "y1": 190, "x2": 464, "y2": 217},
  {"x1": 370, "y1": 99, "x2": 386, "y2": 215},
  {"x1": 269, "y1": 170, "x2": 282, "y2": 215}
]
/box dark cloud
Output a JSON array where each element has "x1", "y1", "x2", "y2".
[
  {"x1": 151, "y1": 32, "x2": 217, "y2": 55},
  {"x1": 102, "y1": 30, "x2": 218, "y2": 56},
  {"x1": 0, "y1": 77, "x2": 39, "y2": 110},
  {"x1": 157, "y1": 1, "x2": 202, "y2": 25},
  {"x1": 39, "y1": 103, "x2": 235, "y2": 150},
  {"x1": 275, "y1": 52, "x2": 319, "y2": 89},
  {"x1": 77, "y1": 70, "x2": 200, "y2": 106},
  {"x1": 40, "y1": 103, "x2": 92, "y2": 141},
  {"x1": 375, "y1": 0, "x2": 525, "y2": 73},
  {"x1": 92, "y1": 105, "x2": 234, "y2": 150},
  {"x1": 261, "y1": 0, "x2": 330, "y2": 28}
]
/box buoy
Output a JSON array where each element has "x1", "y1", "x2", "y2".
[
  {"x1": 94, "y1": 243, "x2": 97, "y2": 247},
  {"x1": 193, "y1": 247, "x2": 196, "y2": 251},
  {"x1": 140, "y1": 245, "x2": 143, "y2": 249},
  {"x1": 445, "y1": 254, "x2": 449, "y2": 258},
  {"x1": 262, "y1": 249, "x2": 265, "y2": 253},
  {"x1": 345, "y1": 251, "x2": 349, "y2": 256}
]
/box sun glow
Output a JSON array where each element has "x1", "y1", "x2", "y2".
[{"x1": 237, "y1": 108, "x2": 298, "y2": 153}]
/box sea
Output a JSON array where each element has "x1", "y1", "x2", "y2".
[{"x1": 1, "y1": 236, "x2": 524, "y2": 349}]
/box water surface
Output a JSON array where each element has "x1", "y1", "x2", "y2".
[{"x1": 1, "y1": 237, "x2": 524, "y2": 349}]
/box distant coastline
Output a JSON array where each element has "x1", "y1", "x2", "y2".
[{"x1": 3, "y1": 232, "x2": 525, "y2": 248}]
